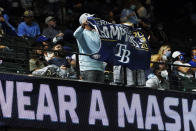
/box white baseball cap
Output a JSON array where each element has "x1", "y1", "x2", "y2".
[
  {"x1": 45, "y1": 16, "x2": 55, "y2": 24},
  {"x1": 172, "y1": 51, "x2": 181, "y2": 58},
  {"x1": 79, "y1": 13, "x2": 94, "y2": 24}
]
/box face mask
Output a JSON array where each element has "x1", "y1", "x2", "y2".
[
  {"x1": 162, "y1": 51, "x2": 171, "y2": 61},
  {"x1": 194, "y1": 55, "x2": 196, "y2": 60},
  {"x1": 165, "y1": 51, "x2": 171, "y2": 57},
  {"x1": 161, "y1": 70, "x2": 168, "y2": 79},
  {"x1": 162, "y1": 55, "x2": 167, "y2": 61},
  {"x1": 130, "y1": 5, "x2": 136, "y2": 10},
  {"x1": 179, "y1": 55, "x2": 184, "y2": 61}
]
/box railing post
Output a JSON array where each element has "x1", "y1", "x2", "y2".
[
  {"x1": 75, "y1": 53, "x2": 80, "y2": 80},
  {"x1": 166, "y1": 61, "x2": 172, "y2": 90}
]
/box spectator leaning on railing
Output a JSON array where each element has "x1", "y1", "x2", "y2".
[
  {"x1": 146, "y1": 63, "x2": 169, "y2": 89},
  {"x1": 171, "y1": 51, "x2": 195, "y2": 91},
  {"x1": 172, "y1": 51, "x2": 193, "y2": 78},
  {"x1": 171, "y1": 51, "x2": 196, "y2": 91}
]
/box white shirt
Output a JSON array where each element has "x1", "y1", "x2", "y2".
[
  {"x1": 173, "y1": 61, "x2": 193, "y2": 78},
  {"x1": 146, "y1": 74, "x2": 161, "y2": 88}
]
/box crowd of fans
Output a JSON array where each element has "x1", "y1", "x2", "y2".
[{"x1": 0, "y1": 0, "x2": 196, "y2": 91}]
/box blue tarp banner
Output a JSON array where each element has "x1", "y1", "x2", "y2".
[{"x1": 88, "y1": 18, "x2": 151, "y2": 70}]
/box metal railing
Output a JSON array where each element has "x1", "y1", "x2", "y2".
[{"x1": 0, "y1": 35, "x2": 196, "y2": 92}]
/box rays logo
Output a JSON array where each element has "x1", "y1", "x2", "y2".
[{"x1": 115, "y1": 43, "x2": 131, "y2": 63}]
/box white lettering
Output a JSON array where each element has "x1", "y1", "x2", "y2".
[
  {"x1": 0, "y1": 81, "x2": 14, "y2": 118},
  {"x1": 120, "y1": 28, "x2": 126, "y2": 38},
  {"x1": 182, "y1": 99, "x2": 196, "y2": 131},
  {"x1": 145, "y1": 95, "x2": 164, "y2": 130},
  {"x1": 110, "y1": 25, "x2": 120, "y2": 39},
  {"x1": 115, "y1": 43, "x2": 126, "y2": 57},
  {"x1": 17, "y1": 82, "x2": 35, "y2": 120},
  {"x1": 118, "y1": 93, "x2": 144, "y2": 129},
  {"x1": 115, "y1": 44, "x2": 131, "y2": 63},
  {"x1": 58, "y1": 86, "x2": 79, "y2": 123},
  {"x1": 102, "y1": 26, "x2": 110, "y2": 38},
  {"x1": 89, "y1": 90, "x2": 109, "y2": 126},
  {"x1": 36, "y1": 84, "x2": 57, "y2": 122},
  {"x1": 164, "y1": 97, "x2": 181, "y2": 131},
  {"x1": 119, "y1": 48, "x2": 130, "y2": 63}
]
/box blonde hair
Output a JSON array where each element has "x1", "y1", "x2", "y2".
[
  {"x1": 150, "y1": 45, "x2": 171, "y2": 67},
  {"x1": 157, "y1": 45, "x2": 171, "y2": 57}
]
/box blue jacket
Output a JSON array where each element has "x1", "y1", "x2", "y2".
[{"x1": 73, "y1": 26, "x2": 104, "y2": 72}]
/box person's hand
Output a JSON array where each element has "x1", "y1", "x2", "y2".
[
  {"x1": 56, "y1": 32, "x2": 64, "y2": 37},
  {"x1": 42, "y1": 41, "x2": 48, "y2": 46},
  {"x1": 0, "y1": 45, "x2": 6, "y2": 49},
  {"x1": 60, "y1": 65, "x2": 67, "y2": 70},
  {"x1": 127, "y1": 12, "x2": 135, "y2": 18},
  {"x1": 0, "y1": 16, "x2": 5, "y2": 22},
  {"x1": 81, "y1": 21, "x2": 88, "y2": 28}
]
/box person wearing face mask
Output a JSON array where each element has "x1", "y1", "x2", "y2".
[
  {"x1": 189, "y1": 47, "x2": 196, "y2": 78},
  {"x1": 151, "y1": 45, "x2": 171, "y2": 66},
  {"x1": 120, "y1": 0, "x2": 139, "y2": 26},
  {"x1": 162, "y1": 49, "x2": 171, "y2": 61},
  {"x1": 172, "y1": 51, "x2": 193, "y2": 78},
  {"x1": 149, "y1": 45, "x2": 171, "y2": 79},
  {"x1": 189, "y1": 47, "x2": 196, "y2": 67},
  {"x1": 171, "y1": 51, "x2": 196, "y2": 91},
  {"x1": 146, "y1": 63, "x2": 169, "y2": 89}
]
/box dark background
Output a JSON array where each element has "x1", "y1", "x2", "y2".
[{"x1": 0, "y1": 0, "x2": 196, "y2": 56}]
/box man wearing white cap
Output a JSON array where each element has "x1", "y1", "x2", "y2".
[
  {"x1": 73, "y1": 13, "x2": 105, "y2": 83},
  {"x1": 172, "y1": 51, "x2": 193, "y2": 78}
]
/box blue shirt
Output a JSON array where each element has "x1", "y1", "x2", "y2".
[
  {"x1": 73, "y1": 26, "x2": 104, "y2": 72},
  {"x1": 17, "y1": 22, "x2": 40, "y2": 38},
  {"x1": 120, "y1": 9, "x2": 139, "y2": 24},
  {"x1": 189, "y1": 60, "x2": 196, "y2": 67}
]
